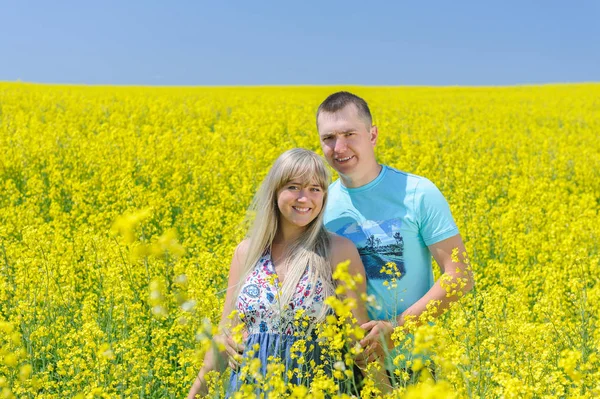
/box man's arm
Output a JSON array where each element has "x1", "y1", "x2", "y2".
[
  {"x1": 398, "y1": 233, "x2": 474, "y2": 326},
  {"x1": 360, "y1": 234, "x2": 474, "y2": 351}
]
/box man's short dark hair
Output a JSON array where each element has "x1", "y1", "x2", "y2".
[{"x1": 316, "y1": 91, "x2": 372, "y2": 129}]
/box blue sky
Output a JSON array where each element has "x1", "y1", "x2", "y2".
[{"x1": 1, "y1": 0, "x2": 599, "y2": 86}]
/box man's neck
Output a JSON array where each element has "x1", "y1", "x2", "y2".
[{"x1": 340, "y1": 163, "x2": 382, "y2": 189}]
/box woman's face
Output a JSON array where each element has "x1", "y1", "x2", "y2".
[{"x1": 276, "y1": 178, "x2": 324, "y2": 231}]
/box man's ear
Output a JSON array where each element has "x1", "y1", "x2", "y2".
[{"x1": 370, "y1": 125, "x2": 378, "y2": 145}]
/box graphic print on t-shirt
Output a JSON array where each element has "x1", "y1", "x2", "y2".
[{"x1": 334, "y1": 218, "x2": 405, "y2": 280}]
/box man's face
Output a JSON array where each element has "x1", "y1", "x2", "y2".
[{"x1": 317, "y1": 104, "x2": 378, "y2": 179}]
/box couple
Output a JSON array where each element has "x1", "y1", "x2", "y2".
[{"x1": 188, "y1": 92, "x2": 474, "y2": 397}]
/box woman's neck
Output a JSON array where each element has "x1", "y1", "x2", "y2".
[
  {"x1": 273, "y1": 233, "x2": 299, "y2": 249},
  {"x1": 274, "y1": 222, "x2": 305, "y2": 246},
  {"x1": 272, "y1": 225, "x2": 303, "y2": 261}
]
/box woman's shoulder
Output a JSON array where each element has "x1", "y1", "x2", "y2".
[
  {"x1": 327, "y1": 233, "x2": 364, "y2": 274},
  {"x1": 328, "y1": 233, "x2": 359, "y2": 257},
  {"x1": 236, "y1": 239, "x2": 251, "y2": 254},
  {"x1": 232, "y1": 239, "x2": 251, "y2": 264}
]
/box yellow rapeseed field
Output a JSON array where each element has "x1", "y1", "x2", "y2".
[{"x1": 0, "y1": 82, "x2": 599, "y2": 398}]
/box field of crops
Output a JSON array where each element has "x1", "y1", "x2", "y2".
[{"x1": 0, "y1": 83, "x2": 599, "y2": 398}]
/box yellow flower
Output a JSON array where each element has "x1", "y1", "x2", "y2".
[
  {"x1": 19, "y1": 364, "x2": 33, "y2": 382},
  {"x1": 1, "y1": 83, "x2": 598, "y2": 397}
]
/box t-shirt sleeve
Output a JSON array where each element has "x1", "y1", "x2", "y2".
[{"x1": 415, "y1": 178, "x2": 459, "y2": 246}]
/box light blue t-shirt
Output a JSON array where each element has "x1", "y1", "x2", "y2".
[{"x1": 324, "y1": 165, "x2": 459, "y2": 320}]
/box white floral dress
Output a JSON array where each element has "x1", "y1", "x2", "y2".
[{"x1": 227, "y1": 249, "x2": 329, "y2": 394}]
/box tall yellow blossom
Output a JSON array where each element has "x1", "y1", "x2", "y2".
[{"x1": 0, "y1": 82, "x2": 598, "y2": 397}]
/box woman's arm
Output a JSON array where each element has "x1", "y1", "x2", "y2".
[
  {"x1": 187, "y1": 240, "x2": 249, "y2": 399},
  {"x1": 330, "y1": 235, "x2": 391, "y2": 393},
  {"x1": 329, "y1": 234, "x2": 369, "y2": 325}
]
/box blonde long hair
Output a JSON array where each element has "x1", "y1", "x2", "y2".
[{"x1": 234, "y1": 148, "x2": 335, "y2": 324}]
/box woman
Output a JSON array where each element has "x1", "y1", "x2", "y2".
[{"x1": 187, "y1": 148, "x2": 375, "y2": 398}]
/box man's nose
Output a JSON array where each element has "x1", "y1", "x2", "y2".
[{"x1": 334, "y1": 137, "x2": 347, "y2": 153}]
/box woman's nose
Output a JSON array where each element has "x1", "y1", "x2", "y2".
[{"x1": 296, "y1": 189, "x2": 308, "y2": 201}]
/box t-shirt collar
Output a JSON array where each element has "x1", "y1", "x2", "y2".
[{"x1": 338, "y1": 165, "x2": 387, "y2": 193}]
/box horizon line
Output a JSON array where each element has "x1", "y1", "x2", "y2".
[{"x1": 1, "y1": 80, "x2": 599, "y2": 89}]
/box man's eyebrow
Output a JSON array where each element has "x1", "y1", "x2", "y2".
[{"x1": 320, "y1": 129, "x2": 355, "y2": 136}]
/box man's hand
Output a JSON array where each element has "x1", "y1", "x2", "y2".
[{"x1": 358, "y1": 320, "x2": 394, "y2": 363}]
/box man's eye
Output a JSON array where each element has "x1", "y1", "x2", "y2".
[
  {"x1": 288, "y1": 185, "x2": 298, "y2": 190},
  {"x1": 311, "y1": 187, "x2": 322, "y2": 192},
  {"x1": 322, "y1": 136, "x2": 332, "y2": 141}
]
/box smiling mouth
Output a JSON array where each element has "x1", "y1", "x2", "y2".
[
  {"x1": 292, "y1": 206, "x2": 311, "y2": 213},
  {"x1": 335, "y1": 155, "x2": 354, "y2": 163}
]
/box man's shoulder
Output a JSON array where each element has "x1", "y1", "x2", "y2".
[
  {"x1": 381, "y1": 164, "x2": 431, "y2": 189},
  {"x1": 329, "y1": 178, "x2": 342, "y2": 189},
  {"x1": 383, "y1": 164, "x2": 419, "y2": 179},
  {"x1": 326, "y1": 178, "x2": 340, "y2": 196}
]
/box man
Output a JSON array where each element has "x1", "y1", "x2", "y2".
[{"x1": 317, "y1": 91, "x2": 474, "y2": 366}]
